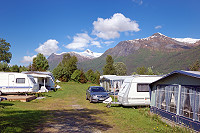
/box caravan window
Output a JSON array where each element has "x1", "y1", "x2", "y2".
[
  {"x1": 137, "y1": 84, "x2": 149, "y2": 92},
  {"x1": 16, "y1": 78, "x2": 25, "y2": 83},
  {"x1": 30, "y1": 78, "x2": 36, "y2": 84}
]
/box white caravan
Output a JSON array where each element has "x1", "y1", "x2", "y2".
[
  {"x1": 22, "y1": 71, "x2": 55, "y2": 91},
  {"x1": 0, "y1": 72, "x2": 39, "y2": 95},
  {"x1": 118, "y1": 75, "x2": 163, "y2": 106}
]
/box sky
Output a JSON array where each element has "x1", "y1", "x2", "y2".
[{"x1": 0, "y1": 0, "x2": 200, "y2": 66}]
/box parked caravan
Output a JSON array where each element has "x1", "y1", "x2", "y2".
[
  {"x1": 0, "y1": 72, "x2": 39, "y2": 95},
  {"x1": 22, "y1": 71, "x2": 55, "y2": 91},
  {"x1": 118, "y1": 75, "x2": 163, "y2": 106},
  {"x1": 100, "y1": 75, "x2": 132, "y2": 92}
]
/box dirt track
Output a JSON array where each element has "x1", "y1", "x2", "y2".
[{"x1": 35, "y1": 103, "x2": 113, "y2": 133}]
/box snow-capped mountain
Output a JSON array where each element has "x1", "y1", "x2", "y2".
[
  {"x1": 173, "y1": 38, "x2": 200, "y2": 44},
  {"x1": 47, "y1": 49, "x2": 103, "y2": 70},
  {"x1": 53, "y1": 49, "x2": 103, "y2": 59},
  {"x1": 78, "y1": 49, "x2": 103, "y2": 58},
  {"x1": 103, "y1": 33, "x2": 200, "y2": 57}
]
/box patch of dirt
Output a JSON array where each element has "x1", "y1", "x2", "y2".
[{"x1": 35, "y1": 105, "x2": 112, "y2": 133}]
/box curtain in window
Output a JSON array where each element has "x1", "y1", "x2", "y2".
[
  {"x1": 181, "y1": 86, "x2": 193, "y2": 118},
  {"x1": 168, "y1": 86, "x2": 173, "y2": 112},
  {"x1": 195, "y1": 88, "x2": 200, "y2": 121},
  {"x1": 160, "y1": 87, "x2": 166, "y2": 110},
  {"x1": 180, "y1": 86, "x2": 186, "y2": 116},
  {"x1": 174, "y1": 86, "x2": 179, "y2": 114},
  {"x1": 189, "y1": 88, "x2": 195, "y2": 119},
  {"x1": 165, "y1": 86, "x2": 169, "y2": 111},
  {"x1": 156, "y1": 86, "x2": 160, "y2": 109}
]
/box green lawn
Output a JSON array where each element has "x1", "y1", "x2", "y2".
[{"x1": 0, "y1": 82, "x2": 191, "y2": 133}]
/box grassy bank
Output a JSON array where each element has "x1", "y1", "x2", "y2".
[{"x1": 0, "y1": 82, "x2": 191, "y2": 132}]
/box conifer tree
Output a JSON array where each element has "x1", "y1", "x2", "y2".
[{"x1": 103, "y1": 55, "x2": 116, "y2": 75}]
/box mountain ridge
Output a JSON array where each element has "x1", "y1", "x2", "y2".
[{"x1": 48, "y1": 33, "x2": 200, "y2": 74}]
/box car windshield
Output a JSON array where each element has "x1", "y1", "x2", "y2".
[{"x1": 91, "y1": 87, "x2": 106, "y2": 92}]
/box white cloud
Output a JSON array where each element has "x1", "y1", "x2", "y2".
[
  {"x1": 155, "y1": 25, "x2": 162, "y2": 29},
  {"x1": 104, "y1": 41, "x2": 114, "y2": 46},
  {"x1": 91, "y1": 41, "x2": 101, "y2": 48},
  {"x1": 21, "y1": 55, "x2": 37, "y2": 64},
  {"x1": 92, "y1": 13, "x2": 140, "y2": 40},
  {"x1": 65, "y1": 33, "x2": 102, "y2": 50},
  {"x1": 35, "y1": 39, "x2": 59, "y2": 56},
  {"x1": 66, "y1": 35, "x2": 71, "y2": 40},
  {"x1": 132, "y1": 0, "x2": 143, "y2": 5}
]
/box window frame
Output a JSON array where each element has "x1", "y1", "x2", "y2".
[
  {"x1": 16, "y1": 78, "x2": 25, "y2": 84},
  {"x1": 137, "y1": 83, "x2": 149, "y2": 92}
]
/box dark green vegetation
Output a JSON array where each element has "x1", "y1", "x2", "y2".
[
  {"x1": 114, "y1": 62, "x2": 127, "y2": 76},
  {"x1": 53, "y1": 53, "x2": 78, "y2": 82},
  {"x1": 31, "y1": 53, "x2": 49, "y2": 71},
  {"x1": 0, "y1": 82, "x2": 191, "y2": 133},
  {"x1": 103, "y1": 55, "x2": 116, "y2": 75},
  {"x1": 0, "y1": 62, "x2": 28, "y2": 72},
  {"x1": 79, "y1": 46, "x2": 200, "y2": 74},
  {"x1": 0, "y1": 38, "x2": 12, "y2": 63}
]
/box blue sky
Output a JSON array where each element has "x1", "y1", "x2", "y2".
[{"x1": 0, "y1": 0, "x2": 200, "y2": 65}]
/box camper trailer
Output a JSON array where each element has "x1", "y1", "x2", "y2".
[
  {"x1": 22, "y1": 71, "x2": 55, "y2": 91},
  {"x1": 118, "y1": 75, "x2": 163, "y2": 106},
  {"x1": 0, "y1": 72, "x2": 39, "y2": 95}
]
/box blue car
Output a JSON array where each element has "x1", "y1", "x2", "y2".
[
  {"x1": 86, "y1": 86, "x2": 110, "y2": 103},
  {"x1": 0, "y1": 97, "x2": 7, "y2": 102}
]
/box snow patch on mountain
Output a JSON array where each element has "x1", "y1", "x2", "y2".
[
  {"x1": 173, "y1": 38, "x2": 200, "y2": 44},
  {"x1": 54, "y1": 49, "x2": 103, "y2": 59},
  {"x1": 78, "y1": 49, "x2": 103, "y2": 58}
]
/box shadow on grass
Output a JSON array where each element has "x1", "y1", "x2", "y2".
[
  {"x1": 0, "y1": 108, "x2": 112, "y2": 133},
  {"x1": 0, "y1": 103, "x2": 14, "y2": 107}
]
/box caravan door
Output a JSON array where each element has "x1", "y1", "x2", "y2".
[{"x1": 8, "y1": 74, "x2": 15, "y2": 92}]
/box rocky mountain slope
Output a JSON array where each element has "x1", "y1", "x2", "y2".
[
  {"x1": 78, "y1": 33, "x2": 200, "y2": 74},
  {"x1": 103, "y1": 33, "x2": 199, "y2": 57}
]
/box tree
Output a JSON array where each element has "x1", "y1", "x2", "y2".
[
  {"x1": 86, "y1": 69, "x2": 95, "y2": 83},
  {"x1": 32, "y1": 53, "x2": 49, "y2": 71},
  {"x1": 79, "y1": 70, "x2": 87, "y2": 84},
  {"x1": 53, "y1": 53, "x2": 78, "y2": 82},
  {"x1": 0, "y1": 38, "x2": 12, "y2": 63},
  {"x1": 114, "y1": 62, "x2": 127, "y2": 76},
  {"x1": 94, "y1": 70, "x2": 100, "y2": 84},
  {"x1": 71, "y1": 70, "x2": 82, "y2": 82},
  {"x1": 132, "y1": 66, "x2": 161, "y2": 75},
  {"x1": 103, "y1": 55, "x2": 116, "y2": 75},
  {"x1": 0, "y1": 62, "x2": 10, "y2": 72},
  {"x1": 189, "y1": 60, "x2": 200, "y2": 71},
  {"x1": 10, "y1": 65, "x2": 19, "y2": 72},
  {"x1": 19, "y1": 65, "x2": 28, "y2": 72}
]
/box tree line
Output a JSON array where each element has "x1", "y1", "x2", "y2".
[{"x1": 52, "y1": 53, "x2": 100, "y2": 84}]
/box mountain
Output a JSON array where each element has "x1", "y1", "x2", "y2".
[
  {"x1": 78, "y1": 33, "x2": 200, "y2": 74},
  {"x1": 77, "y1": 49, "x2": 103, "y2": 59},
  {"x1": 48, "y1": 49, "x2": 103, "y2": 70},
  {"x1": 103, "y1": 33, "x2": 199, "y2": 57}
]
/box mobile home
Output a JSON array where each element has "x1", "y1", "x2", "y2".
[
  {"x1": 0, "y1": 72, "x2": 38, "y2": 95},
  {"x1": 22, "y1": 71, "x2": 55, "y2": 91},
  {"x1": 149, "y1": 70, "x2": 200, "y2": 131},
  {"x1": 100, "y1": 75, "x2": 132, "y2": 92},
  {"x1": 118, "y1": 75, "x2": 163, "y2": 106}
]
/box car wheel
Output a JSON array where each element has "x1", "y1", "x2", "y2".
[
  {"x1": 89, "y1": 97, "x2": 92, "y2": 103},
  {"x1": 86, "y1": 94, "x2": 88, "y2": 100}
]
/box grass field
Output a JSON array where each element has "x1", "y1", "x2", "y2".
[{"x1": 0, "y1": 82, "x2": 191, "y2": 133}]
